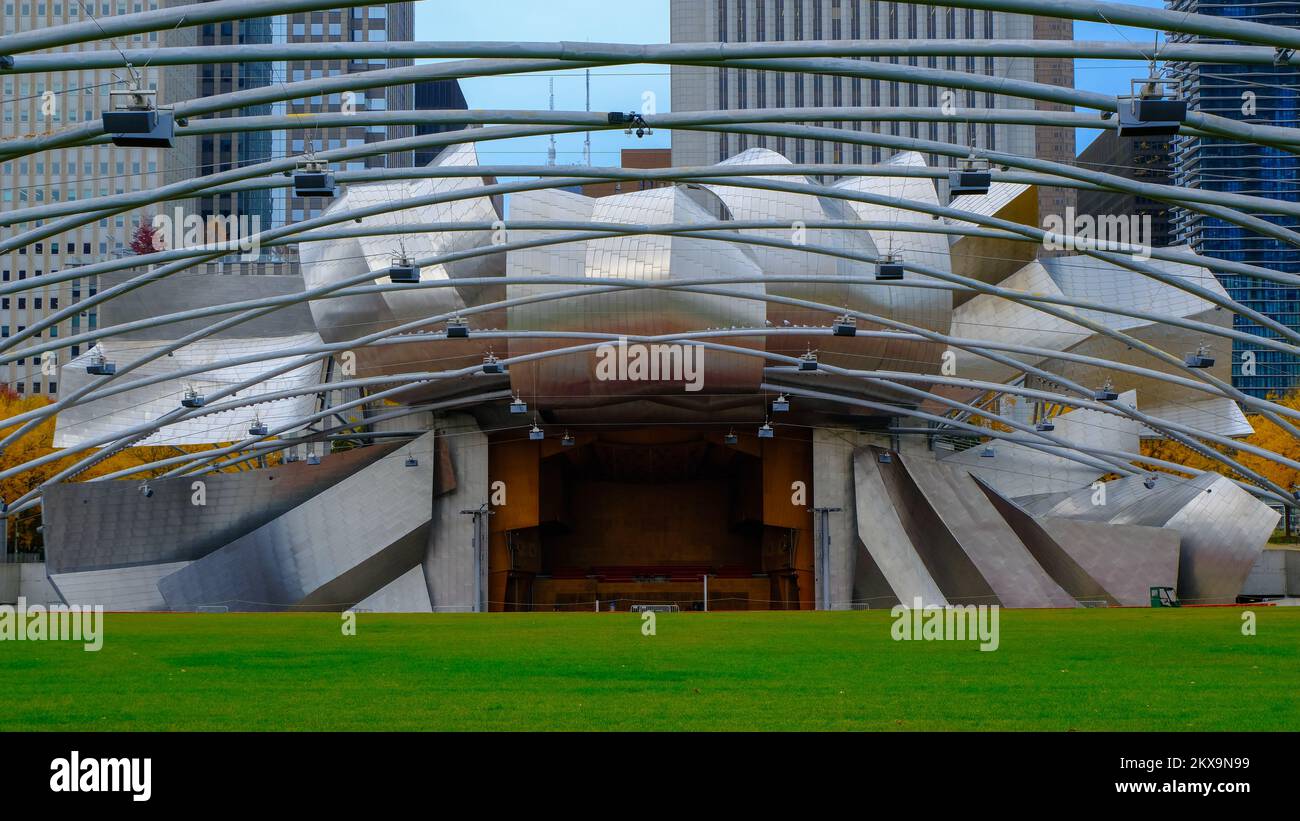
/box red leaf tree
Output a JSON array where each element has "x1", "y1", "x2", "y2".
[{"x1": 129, "y1": 220, "x2": 160, "y2": 255}]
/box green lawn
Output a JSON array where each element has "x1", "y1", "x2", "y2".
[{"x1": 2, "y1": 608, "x2": 1297, "y2": 731}]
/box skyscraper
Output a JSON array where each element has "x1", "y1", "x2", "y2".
[
  {"x1": 412, "y1": 79, "x2": 469, "y2": 168},
  {"x1": 1167, "y1": 0, "x2": 1300, "y2": 398},
  {"x1": 1, "y1": 0, "x2": 187, "y2": 399},
  {"x1": 1076, "y1": 129, "x2": 1174, "y2": 251},
  {"x1": 669, "y1": 0, "x2": 1077, "y2": 229},
  {"x1": 184, "y1": 4, "x2": 417, "y2": 230}
]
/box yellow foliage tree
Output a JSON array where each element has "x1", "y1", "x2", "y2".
[
  {"x1": 1, "y1": 388, "x2": 257, "y2": 553},
  {"x1": 1141, "y1": 391, "x2": 1300, "y2": 493}
]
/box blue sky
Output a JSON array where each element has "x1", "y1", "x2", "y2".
[
  {"x1": 414, "y1": 0, "x2": 1167, "y2": 162},
  {"x1": 414, "y1": 0, "x2": 672, "y2": 166}
]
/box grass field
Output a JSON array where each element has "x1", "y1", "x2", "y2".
[{"x1": 2, "y1": 608, "x2": 1298, "y2": 731}]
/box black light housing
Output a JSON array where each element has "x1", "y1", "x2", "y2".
[
  {"x1": 249, "y1": 420, "x2": 269, "y2": 436},
  {"x1": 446, "y1": 317, "x2": 470, "y2": 338},
  {"x1": 86, "y1": 352, "x2": 116, "y2": 376},
  {"x1": 104, "y1": 87, "x2": 174, "y2": 148},
  {"x1": 832, "y1": 314, "x2": 857, "y2": 337},
  {"x1": 798, "y1": 351, "x2": 819, "y2": 371},
  {"x1": 1093, "y1": 380, "x2": 1119, "y2": 402},
  {"x1": 482, "y1": 354, "x2": 505, "y2": 375},
  {"x1": 1116, "y1": 77, "x2": 1187, "y2": 137},
  {"x1": 875, "y1": 254, "x2": 904, "y2": 281},
  {"x1": 387, "y1": 256, "x2": 419, "y2": 283},
  {"x1": 948, "y1": 155, "x2": 991, "y2": 197},
  {"x1": 181, "y1": 387, "x2": 205, "y2": 409},
  {"x1": 1184, "y1": 344, "x2": 1214, "y2": 369},
  {"x1": 293, "y1": 158, "x2": 336, "y2": 197}
]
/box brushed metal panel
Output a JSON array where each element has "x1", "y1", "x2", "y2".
[
  {"x1": 852, "y1": 446, "x2": 947, "y2": 607},
  {"x1": 899, "y1": 452, "x2": 1079, "y2": 608},
  {"x1": 157, "y1": 432, "x2": 437, "y2": 612},
  {"x1": 43, "y1": 443, "x2": 400, "y2": 575}
]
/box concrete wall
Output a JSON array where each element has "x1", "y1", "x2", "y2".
[
  {"x1": 1242, "y1": 548, "x2": 1300, "y2": 598},
  {"x1": 0, "y1": 563, "x2": 61, "y2": 606},
  {"x1": 813, "y1": 427, "x2": 893, "y2": 609},
  {"x1": 423, "y1": 413, "x2": 489, "y2": 611}
]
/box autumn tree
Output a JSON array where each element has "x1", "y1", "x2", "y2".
[
  {"x1": 1141, "y1": 391, "x2": 1300, "y2": 493},
  {"x1": 1, "y1": 387, "x2": 260, "y2": 554},
  {"x1": 129, "y1": 220, "x2": 160, "y2": 255}
]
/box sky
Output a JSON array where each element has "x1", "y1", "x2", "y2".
[
  {"x1": 413, "y1": 0, "x2": 672, "y2": 167},
  {"x1": 413, "y1": 0, "x2": 1169, "y2": 163}
]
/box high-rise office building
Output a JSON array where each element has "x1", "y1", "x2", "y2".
[
  {"x1": 1076, "y1": 130, "x2": 1174, "y2": 250},
  {"x1": 412, "y1": 79, "x2": 469, "y2": 168},
  {"x1": 184, "y1": 4, "x2": 416, "y2": 230},
  {"x1": 669, "y1": 1, "x2": 1077, "y2": 228},
  {"x1": 1167, "y1": 0, "x2": 1300, "y2": 398},
  {"x1": 1, "y1": 0, "x2": 188, "y2": 399}
]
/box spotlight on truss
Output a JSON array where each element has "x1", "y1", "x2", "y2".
[
  {"x1": 293, "y1": 156, "x2": 336, "y2": 198},
  {"x1": 104, "y1": 82, "x2": 174, "y2": 148},
  {"x1": 1184, "y1": 344, "x2": 1214, "y2": 369},
  {"x1": 1116, "y1": 75, "x2": 1187, "y2": 137},
  {"x1": 446, "y1": 317, "x2": 470, "y2": 339},
  {"x1": 85, "y1": 351, "x2": 116, "y2": 376},
  {"x1": 607, "y1": 110, "x2": 652, "y2": 138},
  {"x1": 386, "y1": 255, "x2": 420, "y2": 284},
  {"x1": 798, "y1": 349, "x2": 819, "y2": 372},
  {"x1": 948, "y1": 155, "x2": 991, "y2": 197},
  {"x1": 875, "y1": 254, "x2": 904, "y2": 281}
]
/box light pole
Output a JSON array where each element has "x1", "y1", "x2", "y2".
[
  {"x1": 811, "y1": 507, "x2": 842, "y2": 611},
  {"x1": 459, "y1": 503, "x2": 492, "y2": 613}
]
